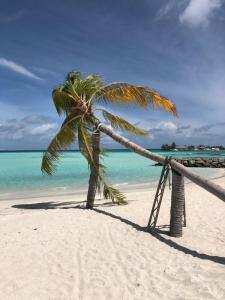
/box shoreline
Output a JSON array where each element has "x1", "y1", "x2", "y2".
[
  {"x1": 0, "y1": 169, "x2": 225, "y2": 202},
  {"x1": 0, "y1": 168, "x2": 224, "y2": 202}
]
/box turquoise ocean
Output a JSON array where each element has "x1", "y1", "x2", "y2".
[{"x1": 0, "y1": 150, "x2": 225, "y2": 200}]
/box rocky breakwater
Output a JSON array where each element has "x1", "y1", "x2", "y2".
[{"x1": 155, "y1": 158, "x2": 225, "y2": 168}]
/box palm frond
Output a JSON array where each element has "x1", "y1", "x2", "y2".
[
  {"x1": 103, "y1": 183, "x2": 127, "y2": 205},
  {"x1": 61, "y1": 113, "x2": 82, "y2": 129},
  {"x1": 96, "y1": 82, "x2": 177, "y2": 116},
  {"x1": 77, "y1": 125, "x2": 127, "y2": 205},
  {"x1": 64, "y1": 71, "x2": 104, "y2": 103},
  {"x1": 100, "y1": 148, "x2": 108, "y2": 157},
  {"x1": 65, "y1": 71, "x2": 82, "y2": 84},
  {"x1": 41, "y1": 115, "x2": 81, "y2": 175},
  {"x1": 52, "y1": 86, "x2": 79, "y2": 115},
  {"x1": 75, "y1": 123, "x2": 127, "y2": 205},
  {"x1": 96, "y1": 173, "x2": 127, "y2": 205},
  {"x1": 77, "y1": 124, "x2": 93, "y2": 164},
  {"x1": 102, "y1": 110, "x2": 147, "y2": 135},
  {"x1": 96, "y1": 151, "x2": 127, "y2": 205},
  {"x1": 146, "y1": 90, "x2": 177, "y2": 116}
]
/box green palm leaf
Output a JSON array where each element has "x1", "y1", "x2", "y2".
[
  {"x1": 52, "y1": 86, "x2": 79, "y2": 116},
  {"x1": 96, "y1": 170, "x2": 127, "y2": 205},
  {"x1": 77, "y1": 124, "x2": 94, "y2": 164},
  {"x1": 96, "y1": 152, "x2": 127, "y2": 205},
  {"x1": 77, "y1": 129, "x2": 127, "y2": 205},
  {"x1": 102, "y1": 110, "x2": 147, "y2": 135},
  {"x1": 41, "y1": 115, "x2": 81, "y2": 175},
  {"x1": 103, "y1": 183, "x2": 127, "y2": 205},
  {"x1": 65, "y1": 71, "x2": 104, "y2": 104}
]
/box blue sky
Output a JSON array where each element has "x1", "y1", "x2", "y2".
[{"x1": 0, "y1": 0, "x2": 225, "y2": 149}]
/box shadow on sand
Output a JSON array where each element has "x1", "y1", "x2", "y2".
[
  {"x1": 12, "y1": 201, "x2": 225, "y2": 266},
  {"x1": 12, "y1": 200, "x2": 116, "y2": 210},
  {"x1": 92, "y1": 208, "x2": 225, "y2": 266}
]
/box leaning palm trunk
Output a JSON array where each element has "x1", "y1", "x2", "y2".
[
  {"x1": 89, "y1": 113, "x2": 225, "y2": 202},
  {"x1": 88, "y1": 114, "x2": 225, "y2": 236},
  {"x1": 89, "y1": 114, "x2": 165, "y2": 163},
  {"x1": 86, "y1": 129, "x2": 100, "y2": 209}
]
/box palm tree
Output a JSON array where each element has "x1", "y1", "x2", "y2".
[{"x1": 41, "y1": 71, "x2": 176, "y2": 209}]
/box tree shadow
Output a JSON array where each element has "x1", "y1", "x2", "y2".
[
  {"x1": 12, "y1": 201, "x2": 85, "y2": 210},
  {"x1": 11, "y1": 202, "x2": 225, "y2": 265},
  {"x1": 12, "y1": 200, "x2": 117, "y2": 210},
  {"x1": 92, "y1": 208, "x2": 225, "y2": 266}
]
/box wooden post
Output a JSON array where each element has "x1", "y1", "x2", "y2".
[{"x1": 170, "y1": 169, "x2": 185, "y2": 237}]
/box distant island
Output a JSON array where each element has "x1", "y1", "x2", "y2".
[{"x1": 161, "y1": 142, "x2": 225, "y2": 151}]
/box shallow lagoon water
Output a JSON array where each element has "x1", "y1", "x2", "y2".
[{"x1": 0, "y1": 150, "x2": 224, "y2": 200}]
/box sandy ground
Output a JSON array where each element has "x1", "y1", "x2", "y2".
[{"x1": 0, "y1": 177, "x2": 225, "y2": 300}]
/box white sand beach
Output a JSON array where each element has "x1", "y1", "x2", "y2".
[{"x1": 0, "y1": 177, "x2": 225, "y2": 300}]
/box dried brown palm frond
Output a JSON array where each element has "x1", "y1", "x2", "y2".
[{"x1": 96, "y1": 82, "x2": 177, "y2": 116}]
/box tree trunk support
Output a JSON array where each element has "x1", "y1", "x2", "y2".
[{"x1": 169, "y1": 169, "x2": 186, "y2": 237}]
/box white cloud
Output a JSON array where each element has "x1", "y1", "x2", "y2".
[
  {"x1": 0, "y1": 116, "x2": 59, "y2": 149},
  {"x1": 31, "y1": 123, "x2": 57, "y2": 135},
  {"x1": 32, "y1": 67, "x2": 57, "y2": 77},
  {"x1": 179, "y1": 0, "x2": 223, "y2": 27},
  {"x1": 22, "y1": 115, "x2": 53, "y2": 124},
  {"x1": 0, "y1": 101, "x2": 25, "y2": 121},
  {"x1": 0, "y1": 58, "x2": 42, "y2": 81},
  {"x1": 157, "y1": 121, "x2": 177, "y2": 130}
]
